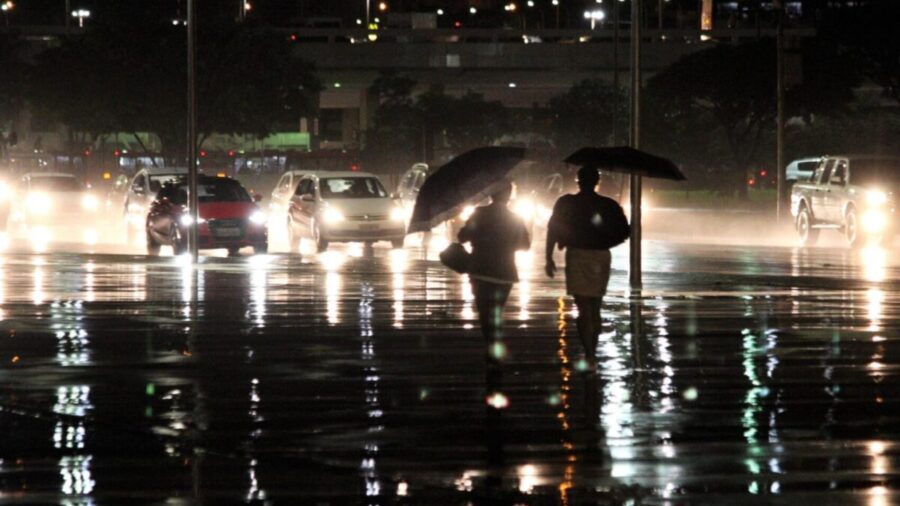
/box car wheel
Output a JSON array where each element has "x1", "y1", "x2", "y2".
[
  {"x1": 391, "y1": 238, "x2": 405, "y2": 249},
  {"x1": 146, "y1": 230, "x2": 160, "y2": 256},
  {"x1": 254, "y1": 243, "x2": 268, "y2": 255},
  {"x1": 797, "y1": 206, "x2": 818, "y2": 246},
  {"x1": 314, "y1": 222, "x2": 328, "y2": 253},
  {"x1": 845, "y1": 207, "x2": 863, "y2": 248}
]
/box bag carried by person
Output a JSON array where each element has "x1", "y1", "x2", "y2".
[{"x1": 439, "y1": 242, "x2": 471, "y2": 274}]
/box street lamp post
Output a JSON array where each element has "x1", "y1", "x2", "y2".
[
  {"x1": 187, "y1": 0, "x2": 199, "y2": 259},
  {"x1": 629, "y1": 0, "x2": 643, "y2": 290},
  {"x1": 70, "y1": 8, "x2": 90, "y2": 28},
  {"x1": 1, "y1": 1, "x2": 13, "y2": 28}
]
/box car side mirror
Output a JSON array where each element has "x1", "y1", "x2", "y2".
[{"x1": 253, "y1": 193, "x2": 263, "y2": 203}]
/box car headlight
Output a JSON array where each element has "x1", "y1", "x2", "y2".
[
  {"x1": 861, "y1": 210, "x2": 888, "y2": 233},
  {"x1": 513, "y1": 198, "x2": 535, "y2": 220},
  {"x1": 322, "y1": 208, "x2": 344, "y2": 224},
  {"x1": 26, "y1": 192, "x2": 52, "y2": 214},
  {"x1": 179, "y1": 213, "x2": 206, "y2": 226},
  {"x1": 460, "y1": 205, "x2": 475, "y2": 220},
  {"x1": 390, "y1": 207, "x2": 406, "y2": 222},
  {"x1": 81, "y1": 194, "x2": 99, "y2": 212},
  {"x1": 867, "y1": 190, "x2": 888, "y2": 206},
  {"x1": 249, "y1": 210, "x2": 267, "y2": 225}
]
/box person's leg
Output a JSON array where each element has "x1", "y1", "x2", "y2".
[
  {"x1": 573, "y1": 295, "x2": 600, "y2": 368},
  {"x1": 474, "y1": 281, "x2": 512, "y2": 403}
]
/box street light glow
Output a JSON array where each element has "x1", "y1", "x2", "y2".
[
  {"x1": 1, "y1": 1, "x2": 14, "y2": 12},
  {"x1": 469, "y1": 6, "x2": 477, "y2": 14},
  {"x1": 378, "y1": 2, "x2": 387, "y2": 12},
  {"x1": 70, "y1": 8, "x2": 90, "y2": 27}
]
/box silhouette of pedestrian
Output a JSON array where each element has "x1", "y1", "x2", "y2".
[
  {"x1": 458, "y1": 181, "x2": 531, "y2": 405},
  {"x1": 545, "y1": 166, "x2": 629, "y2": 370}
]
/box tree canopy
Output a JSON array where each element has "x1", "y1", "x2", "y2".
[
  {"x1": 26, "y1": 19, "x2": 320, "y2": 159},
  {"x1": 645, "y1": 38, "x2": 860, "y2": 195}
]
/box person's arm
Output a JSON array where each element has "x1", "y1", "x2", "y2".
[{"x1": 457, "y1": 214, "x2": 476, "y2": 244}]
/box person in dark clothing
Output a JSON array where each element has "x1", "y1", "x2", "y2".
[
  {"x1": 458, "y1": 181, "x2": 531, "y2": 405},
  {"x1": 545, "y1": 166, "x2": 629, "y2": 369}
]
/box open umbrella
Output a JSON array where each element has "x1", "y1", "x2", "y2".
[
  {"x1": 407, "y1": 146, "x2": 526, "y2": 234},
  {"x1": 565, "y1": 146, "x2": 686, "y2": 181}
]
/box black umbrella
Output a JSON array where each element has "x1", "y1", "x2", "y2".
[
  {"x1": 407, "y1": 146, "x2": 526, "y2": 234},
  {"x1": 565, "y1": 146, "x2": 686, "y2": 181}
]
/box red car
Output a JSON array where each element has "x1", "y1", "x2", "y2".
[{"x1": 146, "y1": 175, "x2": 268, "y2": 255}]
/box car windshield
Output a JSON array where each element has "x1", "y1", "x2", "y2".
[
  {"x1": 321, "y1": 177, "x2": 387, "y2": 199},
  {"x1": 850, "y1": 159, "x2": 900, "y2": 187},
  {"x1": 28, "y1": 176, "x2": 82, "y2": 192},
  {"x1": 149, "y1": 174, "x2": 183, "y2": 193},
  {"x1": 161, "y1": 180, "x2": 250, "y2": 205}
]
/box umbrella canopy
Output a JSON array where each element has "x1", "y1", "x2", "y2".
[
  {"x1": 407, "y1": 146, "x2": 526, "y2": 234},
  {"x1": 565, "y1": 146, "x2": 686, "y2": 181}
]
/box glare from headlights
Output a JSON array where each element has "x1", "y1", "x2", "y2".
[
  {"x1": 249, "y1": 210, "x2": 267, "y2": 224},
  {"x1": 861, "y1": 210, "x2": 888, "y2": 233},
  {"x1": 81, "y1": 194, "x2": 99, "y2": 211},
  {"x1": 460, "y1": 205, "x2": 475, "y2": 220},
  {"x1": 513, "y1": 198, "x2": 535, "y2": 220},
  {"x1": 323, "y1": 208, "x2": 345, "y2": 224},
  {"x1": 0, "y1": 183, "x2": 8, "y2": 202},
  {"x1": 867, "y1": 189, "x2": 888, "y2": 206},
  {"x1": 26, "y1": 192, "x2": 53, "y2": 214},
  {"x1": 179, "y1": 213, "x2": 205, "y2": 226},
  {"x1": 390, "y1": 207, "x2": 406, "y2": 222}
]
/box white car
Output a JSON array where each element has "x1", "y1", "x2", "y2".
[
  {"x1": 123, "y1": 166, "x2": 188, "y2": 243},
  {"x1": 286, "y1": 171, "x2": 405, "y2": 252},
  {"x1": 6, "y1": 172, "x2": 104, "y2": 248}
]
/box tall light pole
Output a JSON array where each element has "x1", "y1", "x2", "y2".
[
  {"x1": 65, "y1": 0, "x2": 70, "y2": 34},
  {"x1": 70, "y1": 8, "x2": 90, "y2": 28},
  {"x1": 775, "y1": 0, "x2": 786, "y2": 223},
  {"x1": 629, "y1": 0, "x2": 643, "y2": 290},
  {"x1": 187, "y1": 0, "x2": 199, "y2": 259},
  {"x1": 613, "y1": 0, "x2": 620, "y2": 145}
]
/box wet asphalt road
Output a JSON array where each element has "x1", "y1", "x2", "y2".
[{"x1": 1, "y1": 237, "x2": 899, "y2": 505}]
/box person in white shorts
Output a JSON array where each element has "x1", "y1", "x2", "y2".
[{"x1": 545, "y1": 166, "x2": 630, "y2": 369}]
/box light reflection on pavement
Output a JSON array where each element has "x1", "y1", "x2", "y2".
[{"x1": 0, "y1": 240, "x2": 898, "y2": 503}]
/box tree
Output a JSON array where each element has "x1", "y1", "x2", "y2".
[
  {"x1": 0, "y1": 37, "x2": 27, "y2": 156},
  {"x1": 823, "y1": 0, "x2": 900, "y2": 106},
  {"x1": 365, "y1": 78, "x2": 509, "y2": 168},
  {"x1": 540, "y1": 79, "x2": 628, "y2": 156},
  {"x1": 646, "y1": 38, "x2": 860, "y2": 196},
  {"x1": 26, "y1": 20, "x2": 320, "y2": 160}
]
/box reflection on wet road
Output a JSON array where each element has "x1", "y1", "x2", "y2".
[{"x1": 1, "y1": 242, "x2": 899, "y2": 503}]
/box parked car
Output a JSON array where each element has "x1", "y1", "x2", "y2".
[
  {"x1": 146, "y1": 175, "x2": 267, "y2": 256},
  {"x1": 791, "y1": 155, "x2": 899, "y2": 247},
  {"x1": 124, "y1": 166, "x2": 188, "y2": 244},
  {"x1": 786, "y1": 157, "x2": 822, "y2": 183},
  {"x1": 286, "y1": 171, "x2": 405, "y2": 252},
  {"x1": 5, "y1": 172, "x2": 103, "y2": 247}
]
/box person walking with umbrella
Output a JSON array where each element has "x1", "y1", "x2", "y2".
[
  {"x1": 545, "y1": 166, "x2": 630, "y2": 370},
  {"x1": 458, "y1": 180, "x2": 531, "y2": 404}
]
